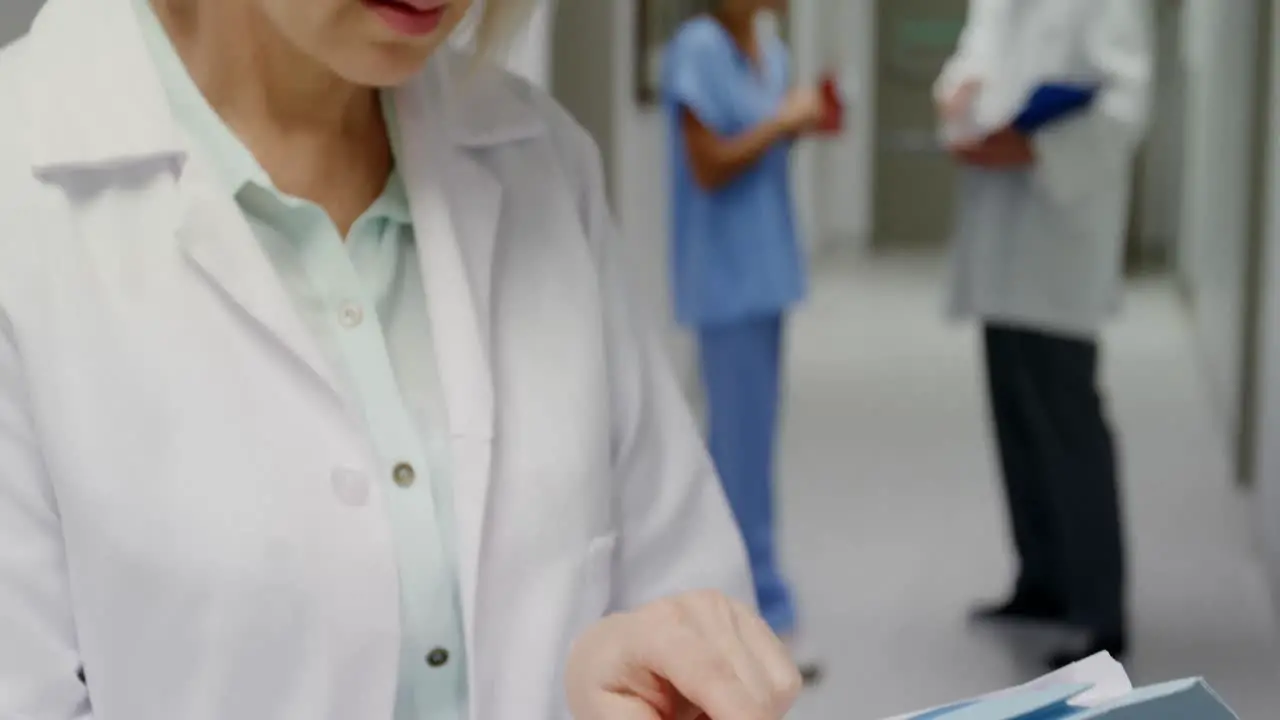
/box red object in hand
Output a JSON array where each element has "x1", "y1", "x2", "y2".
[{"x1": 817, "y1": 73, "x2": 845, "y2": 135}]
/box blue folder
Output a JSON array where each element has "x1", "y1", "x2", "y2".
[
  {"x1": 1072, "y1": 679, "x2": 1238, "y2": 720},
  {"x1": 911, "y1": 701, "x2": 980, "y2": 720},
  {"x1": 913, "y1": 678, "x2": 1238, "y2": 720},
  {"x1": 1012, "y1": 83, "x2": 1099, "y2": 135},
  {"x1": 913, "y1": 684, "x2": 1090, "y2": 720}
]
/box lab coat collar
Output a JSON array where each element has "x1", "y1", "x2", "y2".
[
  {"x1": 23, "y1": 0, "x2": 187, "y2": 175},
  {"x1": 432, "y1": 51, "x2": 547, "y2": 148},
  {"x1": 21, "y1": 0, "x2": 545, "y2": 176}
]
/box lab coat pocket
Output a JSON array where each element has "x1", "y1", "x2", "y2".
[
  {"x1": 1033, "y1": 111, "x2": 1131, "y2": 219},
  {"x1": 1032, "y1": 115, "x2": 1102, "y2": 212}
]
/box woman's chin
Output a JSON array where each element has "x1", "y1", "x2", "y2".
[{"x1": 332, "y1": 46, "x2": 438, "y2": 88}]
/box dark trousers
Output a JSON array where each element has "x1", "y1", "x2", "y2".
[{"x1": 984, "y1": 324, "x2": 1126, "y2": 635}]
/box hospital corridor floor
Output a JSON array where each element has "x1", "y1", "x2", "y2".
[{"x1": 776, "y1": 250, "x2": 1279, "y2": 718}]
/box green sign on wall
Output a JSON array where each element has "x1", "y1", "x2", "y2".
[{"x1": 896, "y1": 18, "x2": 965, "y2": 50}]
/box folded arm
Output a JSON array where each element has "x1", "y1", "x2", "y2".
[
  {"x1": 664, "y1": 28, "x2": 798, "y2": 191},
  {"x1": 680, "y1": 109, "x2": 794, "y2": 192}
]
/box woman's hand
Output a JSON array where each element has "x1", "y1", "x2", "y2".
[
  {"x1": 955, "y1": 126, "x2": 1036, "y2": 168},
  {"x1": 566, "y1": 590, "x2": 803, "y2": 720},
  {"x1": 777, "y1": 86, "x2": 825, "y2": 134},
  {"x1": 938, "y1": 78, "x2": 982, "y2": 123}
]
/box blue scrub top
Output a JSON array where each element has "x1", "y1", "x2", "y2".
[{"x1": 663, "y1": 16, "x2": 807, "y2": 328}]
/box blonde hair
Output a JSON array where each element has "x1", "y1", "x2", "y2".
[{"x1": 472, "y1": 0, "x2": 536, "y2": 58}]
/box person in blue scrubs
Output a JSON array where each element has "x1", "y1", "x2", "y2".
[{"x1": 662, "y1": 0, "x2": 824, "y2": 681}]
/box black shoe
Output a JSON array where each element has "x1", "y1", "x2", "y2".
[
  {"x1": 1046, "y1": 632, "x2": 1129, "y2": 670},
  {"x1": 798, "y1": 661, "x2": 824, "y2": 687},
  {"x1": 781, "y1": 634, "x2": 824, "y2": 687},
  {"x1": 971, "y1": 592, "x2": 1070, "y2": 625}
]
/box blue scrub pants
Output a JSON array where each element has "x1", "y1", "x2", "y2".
[{"x1": 698, "y1": 314, "x2": 796, "y2": 635}]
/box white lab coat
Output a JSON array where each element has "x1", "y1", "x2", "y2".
[
  {"x1": 937, "y1": 0, "x2": 1154, "y2": 337},
  {"x1": 0, "y1": 1, "x2": 752, "y2": 718}
]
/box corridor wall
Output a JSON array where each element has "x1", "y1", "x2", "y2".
[
  {"x1": 813, "y1": 0, "x2": 876, "y2": 254},
  {"x1": 1177, "y1": 0, "x2": 1263, "y2": 461},
  {"x1": 1254, "y1": 0, "x2": 1280, "y2": 612},
  {"x1": 1135, "y1": 1, "x2": 1187, "y2": 264}
]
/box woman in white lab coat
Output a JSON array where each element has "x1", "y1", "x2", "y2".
[
  {"x1": 0, "y1": 0, "x2": 803, "y2": 718},
  {"x1": 935, "y1": 0, "x2": 1153, "y2": 668}
]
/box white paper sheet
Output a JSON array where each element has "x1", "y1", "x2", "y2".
[{"x1": 877, "y1": 653, "x2": 1133, "y2": 720}]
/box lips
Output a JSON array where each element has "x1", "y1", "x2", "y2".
[
  {"x1": 366, "y1": 0, "x2": 442, "y2": 13},
  {"x1": 364, "y1": 0, "x2": 448, "y2": 37},
  {"x1": 395, "y1": 0, "x2": 445, "y2": 9}
]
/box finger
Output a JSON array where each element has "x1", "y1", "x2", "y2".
[
  {"x1": 727, "y1": 609, "x2": 797, "y2": 716},
  {"x1": 635, "y1": 605, "x2": 770, "y2": 720},
  {"x1": 683, "y1": 595, "x2": 774, "y2": 707},
  {"x1": 578, "y1": 693, "x2": 668, "y2": 720},
  {"x1": 728, "y1": 603, "x2": 803, "y2": 714},
  {"x1": 945, "y1": 87, "x2": 975, "y2": 119}
]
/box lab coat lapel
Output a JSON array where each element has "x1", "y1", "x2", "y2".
[
  {"x1": 22, "y1": 0, "x2": 185, "y2": 172},
  {"x1": 439, "y1": 149, "x2": 502, "y2": 338},
  {"x1": 176, "y1": 161, "x2": 345, "y2": 404},
  {"x1": 22, "y1": 0, "x2": 344, "y2": 406},
  {"x1": 393, "y1": 62, "x2": 500, "y2": 665}
]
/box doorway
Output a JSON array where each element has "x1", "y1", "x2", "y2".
[
  {"x1": 871, "y1": 0, "x2": 967, "y2": 250},
  {"x1": 550, "y1": 0, "x2": 617, "y2": 207}
]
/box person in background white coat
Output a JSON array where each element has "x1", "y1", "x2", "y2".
[
  {"x1": 0, "y1": 0, "x2": 803, "y2": 718},
  {"x1": 935, "y1": 0, "x2": 1153, "y2": 669}
]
